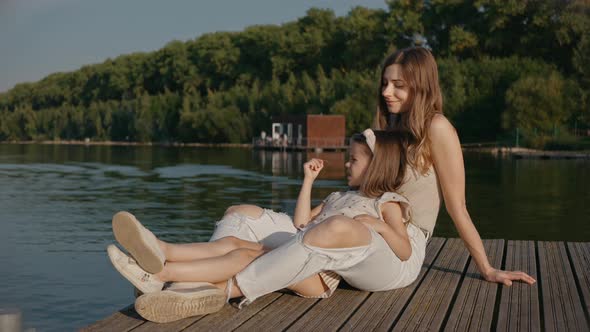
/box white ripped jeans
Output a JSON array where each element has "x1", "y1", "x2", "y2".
[{"x1": 209, "y1": 209, "x2": 427, "y2": 304}]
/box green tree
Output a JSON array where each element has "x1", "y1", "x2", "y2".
[{"x1": 503, "y1": 72, "x2": 570, "y2": 135}]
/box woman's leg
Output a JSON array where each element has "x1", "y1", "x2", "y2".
[
  {"x1": 160, "y1": 236, "x2": 263, "y2": 262},
  {"x1": 213, "y1": 274, "x2": 328, "y2": 299},
  {"x1": 157, "y1": 248, "x2": 265, "y2": 283},
  {"x1": 288, "y1": 274, "x2": 330, "y2": 297},
  {"x1": 233, "y1": 216, "x2": 372, "y2": 302},
  {"x1": 301, "y1": 216, "x2": 372, "y2": 248},
  {"x1": 133, "y1": 216, "x2": 371, "y2": 323}
]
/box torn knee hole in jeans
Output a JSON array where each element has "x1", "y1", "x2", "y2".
[{"x1": 215, "y1": 212, "x2": 251, "y2": 227}]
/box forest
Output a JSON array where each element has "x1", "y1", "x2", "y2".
[{"x1": 1, "y1": 0, "x2": 588, "y2": 148}]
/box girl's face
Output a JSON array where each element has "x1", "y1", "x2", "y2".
[
  {"x1": 381, "y1": 64, "x2": 409, "y2": 114},
  {"x1": 345, "y1": 141, "x2": 372, "y2": 187}
]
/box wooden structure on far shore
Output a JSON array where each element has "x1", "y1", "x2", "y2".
[
  {"x1": 84, "y1": 238, "x2": 590, "y2": 331},
  {"x1": 254, "y1": 114, "x2": 347, "y2": 151},
  {"x1": 461, "y1": 145, "x2": 590, "y2": 159}
]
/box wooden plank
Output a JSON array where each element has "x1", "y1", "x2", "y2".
[
  {"x1": 392, "y1": 238, "x2": 470, "y2": 331},
  {"x1": 444, "y1": 239, "x2": 503, "y2": 331},
  {"x1": 286, "y1": 287, "x2": 370, "y2": 332},
  {"x1": 341, "y1": 237, "x2": 446, "y2": 331},
  {"x1": 80, "y1": 305, "x2": 145, "y2": 332},
  {"x1": 130, "y1": 313, "x2": 204, "y2": 332},
  {"x1": 183, "y1": 293, "x2": 282, "y2": 331},
  {"x1": 567, "y1": 242, "x2": 590, "y2": 318},
  {"x1": 538, "y1": 241, "x2": 589, "y2": 331},
  {"x1": 496, "y1": 240, "x2": 540, "y2": 332},
  {"x1": 234, "y1": 293, "x2": 319, "y2": 331},
  {"x1": 82, "y1": 239, "x2": 590, "y2": 331}
]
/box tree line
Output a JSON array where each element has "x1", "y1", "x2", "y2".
[{"x1": 1, "y1": 0, "x2": 588, "y2": 147}]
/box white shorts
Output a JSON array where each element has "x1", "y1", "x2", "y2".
[
  {"x1": 209, "y1": 209, "x2": 298, "y2": 249},
  {"x1": 336, "y1": 223, "x2": 427, "y2": 291}
]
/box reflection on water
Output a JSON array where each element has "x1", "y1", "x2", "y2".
[
  {"x1": 256, "y1": 150, "x2": 345, "y2": 179},
  {"x1": 0, "y1": 144, "x2": 588, "y2": 331}
]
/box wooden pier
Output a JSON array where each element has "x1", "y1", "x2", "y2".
[{"x1": 83, "y1": 238, "x2": 590, "y2": 331}]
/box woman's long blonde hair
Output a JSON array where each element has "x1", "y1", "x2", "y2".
[
  {"x1": 374, "y1": 47, "x2": 443, "y2": 173},
  {"x1": 351, "y1": 130, "x2": 415, "y2": 198}
]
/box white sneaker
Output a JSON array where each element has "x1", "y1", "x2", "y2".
[
  {"x1": 135, "y1": 282, "x2": 225, "y2": 323},
  {"x1": 107, "y1": 244, "x2": 164, "y2": 294},
  {"x1": 112, "y1": 211, "x2": 166, "y2": 274}
]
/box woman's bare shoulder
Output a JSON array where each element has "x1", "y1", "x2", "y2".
[{"x1": 429, "y1": 114, "x2": 457, "y2": 138}]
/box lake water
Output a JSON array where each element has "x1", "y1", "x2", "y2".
[{"x1": 0, "y1": 144, "x2": 588, "y2": 331}]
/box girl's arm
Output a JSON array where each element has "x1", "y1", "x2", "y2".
[
  {"x1": 429, "y1": 114, "x2": 535, "y2": 286},
  {"x1": 293, "y1": 159, "x2": 324, "y2": 229},
  {"x1": 304, "y1": 204, "x2": 325, "y2": 228},
  {"x1": 354, "y1": 202, "x2": 412, "y2": 261}
]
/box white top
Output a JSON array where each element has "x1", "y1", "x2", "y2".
[{"x1": 310, "y1": 190, "x2": 411, "y2": 226}]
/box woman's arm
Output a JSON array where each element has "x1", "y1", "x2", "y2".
[
  {"x1": 354, "y1": 202, "x2": 411, "y2": 261},
  {"x1": 293, "y1": 159, "x2": 324, "y2": 229},
  {"x1": 429, "y1": 114, "x2": 535, "y2": 285}
]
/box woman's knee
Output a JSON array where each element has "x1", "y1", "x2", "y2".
[
  {"x1": 224, "y1": 204, "x2": 264, "y2": 219},
  {"x1": 303, "y1": 216, "x2": 371, "y2": 248}
]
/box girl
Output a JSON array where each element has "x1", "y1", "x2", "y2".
[{"x1": 109, "y1": 129, "x2": 422, "y2": 323}]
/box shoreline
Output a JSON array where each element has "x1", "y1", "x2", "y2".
[
  {"x1": 1, "y1": 140, "x2": 589, "y2": 158},
  {"x1": 0, "y1": 140, "x2": 252, "y2": 148},
  {"x1": 462, "y1": 146, "x2": 590, "y2": 159}
]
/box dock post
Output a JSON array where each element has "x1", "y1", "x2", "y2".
[{"x1": 0, "y1": 308, "x2": 22, "y2": 332}]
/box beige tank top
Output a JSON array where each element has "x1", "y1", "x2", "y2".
[{"x1": 398, "y1": 166, "x2": 441, "y2": 234}]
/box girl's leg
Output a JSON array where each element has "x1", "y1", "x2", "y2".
[
  {"x1": 113, "y1": 211, "x2": 263, "y2": 269},
  {"x1": 156, "y1": 248, "x2": 264, "y2": 283},
  {"x1": 160, "y1": 236, "x2": 263, "y2": 262}
]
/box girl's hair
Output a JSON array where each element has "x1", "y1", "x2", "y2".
[
  {"x1": 350, "y1": 130, "x2": 415, "y2": 198},
  {"x1": 374, "y1": 47, "x2": 443, "y2": 173}
]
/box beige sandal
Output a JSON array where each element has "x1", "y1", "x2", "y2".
[
  {"x1": 135, "y1": 282, "x2": 226, "y2": 323},
  {"x1": 107, "y1": 244, "x2": 164, "y2": 294},
  {"x1": 112, "y1": 211, "x2": 165, "y2": 274}
]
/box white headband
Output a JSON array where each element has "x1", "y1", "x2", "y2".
[{"x1": 362, "y1": 128, "x2": 376, "y2": 153}]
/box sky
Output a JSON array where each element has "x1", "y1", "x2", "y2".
[{"x1": 0, "y1": 0, "x2": 388, "y2": 92}]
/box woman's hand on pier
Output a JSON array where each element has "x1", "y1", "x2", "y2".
[
  {"x1": 483, "y1": 267, "x2": 536, "y2": 286},
  {"x1": 303, "y1": 158, "x2": 324, "y2": 181}
]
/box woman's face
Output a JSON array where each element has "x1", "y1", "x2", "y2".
[
  {"x1": 345, "y1": 141, "x2": 372, "y2": 187},
  {"x1": 381, "y1": 64, "x2": 409, "y2": 114}
]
